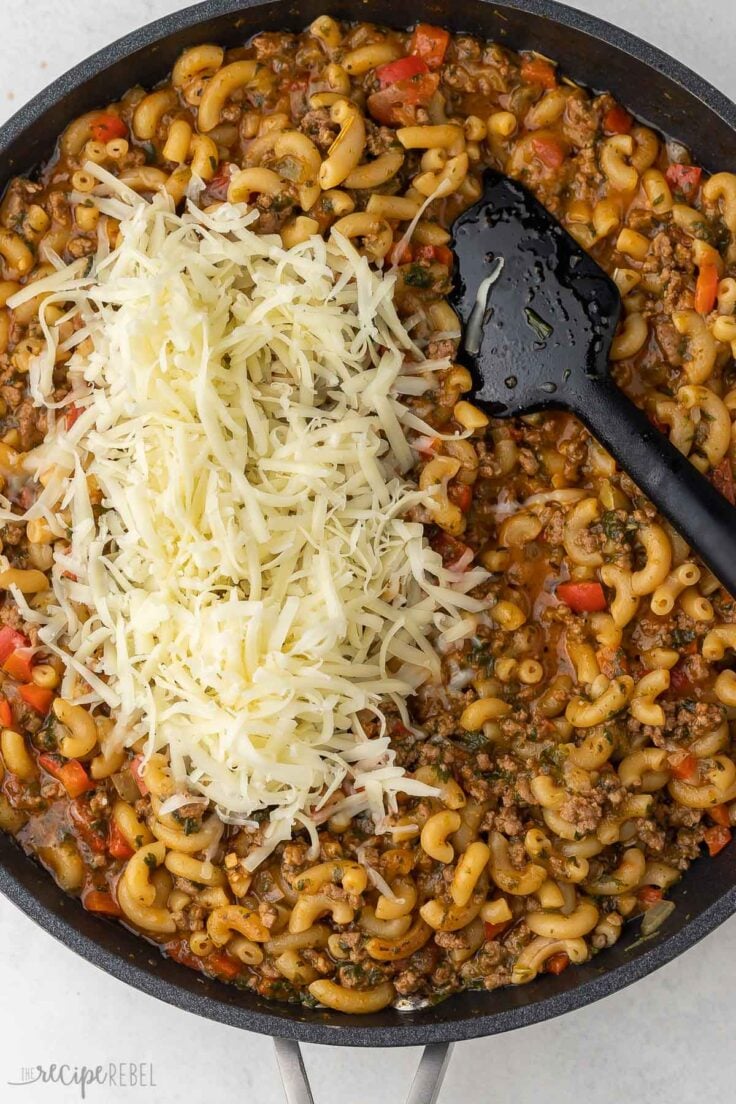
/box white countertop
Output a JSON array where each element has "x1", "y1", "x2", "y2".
[{"x1": 0, "y1": 2, "x2": 734, "y2": 1101}]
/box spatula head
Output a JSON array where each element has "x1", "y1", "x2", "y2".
[{"x1": 449, "y1": 169, "x2": 621, "y2": 416}]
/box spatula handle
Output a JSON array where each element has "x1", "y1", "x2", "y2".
[{"x1": 569, "y1": 375, "x2": 736, "y2": 596}]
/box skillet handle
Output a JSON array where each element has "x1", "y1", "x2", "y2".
[
  {"x1": 568, "y1": 373, "x2": 736, "y2": 596},
  {"x1": 273, "y1": 1038, "x2": 453, "y2": 1104}
]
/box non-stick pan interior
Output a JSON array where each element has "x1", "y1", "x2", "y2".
[{"x1": 0, "y1": 0, "x2": 735, "y2": 1047}]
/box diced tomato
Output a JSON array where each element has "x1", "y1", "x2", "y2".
[
  {"x1": 3, "y1": 648, "x2": 35, "y2": 683},
  {"x1": 669, "y1": 753, "x2": 698, "y2": 781},
  {"x1": 669, "y1": 661, "x2": 693, "y2": 695},
  {"x1": 367, "y1": 72, "x2": 440, "y2": 127},
  {"x1": 665, "y1": 163, "x2": 702, "y2": 201},
  {"x1": 709, "y1": 804, "x2": 731, "y2": 828},
  {"x1": 415, "y1": 243, "x2": 453, "y2": 267},
  {"x1": 389, "y1": 241, "x2": 414, "y2": 266},
  {"x1": 18, "y1": 683, "x2": 54, "y2": 715},
  {"x1": 694, "y1": 263, "x2": 719, "y2": 315},
  {"x1": 484, "y1": 920, "x2": 511, "y2": 940},
  {"x1": 65, "y1": 404, "x2": 82, "y2": 431},
  {"x1": 89, "y1": 113, "x2": 128, "y2": 143},
  {"x1": 704, "y1": 825, "x2": 732, "y2": 857},
  {"x1": 545, "y1": 952, "x2": 570, "y2": 975},
  {"x1": 408, "y1": 24, "x2": 450, "y2": 70},
  {"x1": 108, "y1": 819, "x2": 135, "y2": 861},
  {"x1": 375, "y1": 55, "x2": 429, "y2": 87},
  {"x1": 0, "y1": 626, "x2": 29, "y2": 664},
  {"x1": 431, "y1": 530, "x2": 472, "y2": 569},
  {"x1": 637, "y1": 885, "x2": 664, "y2": 906},
  {"x1": 83, "y1": 889, "x2": 122, "y2": 917},
  {"x1": 130, "y1": 754, "x2": 149, "y2": 795},
  {"x1": 709, "y1": 457, "x2": 736, "y2": 505},
  {"x1": 38, "y1": 753, "x2": 94, "y2": 799},
  {"x1": 70, "y1": 798, "x2": 108, "y2": 853},
  {"x1": 448, "y1": 482, "x2": 473, "y2": 513},
  {"x1": 603, "y1": 105, "x2": 633, "y2": 135},
  {"x1": 531, "y1": 136, "x2": 566, "y2": 169},
  {"x1": 520, "y1": 56, "x2": 557, "y2": 89},
  {"x1": 556, "y1": 581, "x2": 607, "y2": 612},
  {"x1": 0, "y1": 697, "x2": 12, "y2": 727},
  {"x1": 207, "y1": 951, "x2": 242, "y2": 980}
]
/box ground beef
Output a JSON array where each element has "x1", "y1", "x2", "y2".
[
  {"x1": 299, "y1": 108, "x2": 338, "y2": 151},
  {"x1": 563, "y1": 95, "x2": 599, "y2": 149},
  {"x1": 0, "y1": 178, "x2": 42, "y2": 228},
  {"x1": 365, "y1": 121, "x2": 400, "y2": 156}
]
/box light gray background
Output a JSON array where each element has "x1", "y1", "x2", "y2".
[{"x1": 0, "y1": 2, "x2": 734, "y2": 1101}]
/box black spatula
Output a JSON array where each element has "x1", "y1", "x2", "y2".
[{"x1": 450, "y1": 168, "x2": 736, "y2": 594}]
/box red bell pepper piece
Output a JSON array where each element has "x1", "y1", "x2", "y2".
[
  {"x1": 709, "y1": 804, "x2": 731, "y2": 828},
  {"x1": 38, "y1": 753, "x2": 94, "y2": 798},
  {"x1": 375, "y1": 55, "x2": 429, "y2": 87},
  {"x1": 166, "y1": 937, "x2": 204, "y2": 971},
  {"x1": 694, "y1": 263, "x2": 719, "y2": 315},
  {"x1": 531, "y1": 136, "x2": 566, "y2": 169},
  {"x1": 3, "y1": 648, "x2": 35, "y2": 683},
  {"x1": 556, "y1": 581, "x2": 607, "y2": 612},
  {"x1": 520, "y1": 56, "x2": 557, "y2": 89},
  {"x1": 367, "y1": 72, "x2": 440, "y2": 127},
  {"x1": 207, "y1": 952, "x2": 242, "y2": 980},
  {"x1": 108, "y1": 819, "x2": 135, "y2": 861},
  {"x1": 669, "y1": 753, "x2": 698, "y2": 781},
  {"x1": 603, "y1": 105, "x2": 633, "y2": 135},
  {"x1": 70, "y1": 798, "x2": 108, "y2": 854},
  {"x1": 408, "y1": 24, "x2": 450, "y2": 69},
  {"x1": 83, "y1": 889, "x2": 122, "y2": 916},
  {"x1": 636, "y1": 885, "x2": 664, "y2": 906},
  {"x1": 0, "y1": 626, "x2": 30, "y2": 664},
  {"x1": 19, "y1": 683, "x2": 54, "y2": 715},
  {"x1": 0, "y1": 697, "x2": 12, "y2": 727}
]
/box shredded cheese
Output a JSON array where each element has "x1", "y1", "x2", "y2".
[{"x1": 5, "y1": 167, "x2": 489, "y2": 861}]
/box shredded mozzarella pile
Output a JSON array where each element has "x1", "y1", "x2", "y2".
[{"x1": 5, "y1": 168, "x2": 489, "y2": 861}]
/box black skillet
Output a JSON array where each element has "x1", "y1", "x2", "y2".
[
  {"x1": 450, "y1": 169, "x2": 736, "y2": 594},
  {"x1": 0, "y1": 2, "x2": 735, "y2": 1102}
]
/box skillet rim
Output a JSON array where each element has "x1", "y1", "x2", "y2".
[{"x1": 0, "y1": 0, "x2": 735, "y2": 1048}]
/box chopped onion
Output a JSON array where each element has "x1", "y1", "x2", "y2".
[
  {"x1": 640, "y1": 898, "x2": 676, "y2": 936},
  {"x1": 111, "y1": 771, "x2": 140, "y2": 804}
]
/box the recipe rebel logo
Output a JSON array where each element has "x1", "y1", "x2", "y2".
[{"x1": 7, "y1": 1062, "x2": 157, "y2": 1098}]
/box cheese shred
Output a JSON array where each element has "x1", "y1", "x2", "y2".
[{"x1": 6, "y1": 169, "x2": 488, "y2": 860}]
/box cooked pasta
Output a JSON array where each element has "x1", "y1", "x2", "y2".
[{"x1": 0, "y1": 16, "x2": 733, "y2": 1016}]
